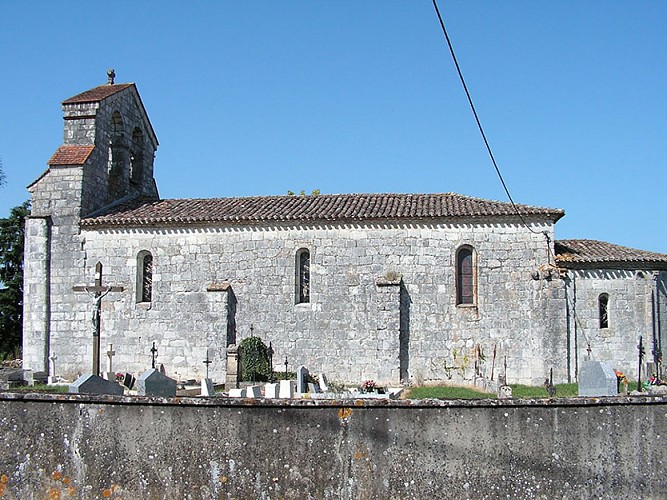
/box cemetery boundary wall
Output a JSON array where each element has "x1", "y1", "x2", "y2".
[{"x1": 0, "y1": 393, "x2": 664, "y2": 499}]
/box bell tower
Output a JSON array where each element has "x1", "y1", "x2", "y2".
[{"x1": 23, "y1": 72, "x2": 159, "y2": 377}]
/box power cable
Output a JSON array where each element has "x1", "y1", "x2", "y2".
[{"x1": 431, "y1": 0, "x2": 542, "y2": 236}]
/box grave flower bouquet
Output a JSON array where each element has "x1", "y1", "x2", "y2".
[
  {"x1": 614, "y1": 369, "x2": 628, "y2": 393},
  {"x1": 614, "y1": 369, "x2": 627, "y2": 384},
  {"x1": 360, "y1": 380, "x2": 377, "y2": 393}
]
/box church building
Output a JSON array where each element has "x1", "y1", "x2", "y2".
[{"x1": 22, "y1": 77, "x2": 667, "y2": 386}]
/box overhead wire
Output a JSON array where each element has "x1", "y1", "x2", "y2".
[
  {"x1": 431, "y1": 1, "x2": 594, "y2": 362},
  {"x1": 430, "y1": 0, "x2": 542, "y2": 236}
]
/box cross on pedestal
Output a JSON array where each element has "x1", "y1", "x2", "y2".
[
  {"x1": 106, "y1": 343, "x2": 116, "y2": 374},
  {"x1": 72, "y1": 262, "x2": 124, "y2": 376},
  {"x1": 150, "y1": 342, "x2": 158, "y2": 369},
  {"x1": 49, "y1": 355, "x2": 58, "y2": 381}
]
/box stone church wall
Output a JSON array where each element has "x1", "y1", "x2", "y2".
[
  {"x1": 565, "y1": 269, "x2": 667, "y2": 381},
  {"x1": 45, "y1": 217, "x2": 569, "y2": 385}
]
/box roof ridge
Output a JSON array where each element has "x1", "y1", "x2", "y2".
[{"x1": 80, "y1": 192, "x2": 565, "y2": 228}]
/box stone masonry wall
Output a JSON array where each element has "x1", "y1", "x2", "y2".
[
  {"x1": 24, "y1": 166, "x2": 87, "y2": 375},
  {"x1": 42, "y1": 217, "x2": 568, "y2": 385},
  {"x1": 566, "y1": 269, "x2": 667, "y2": 381},
  {"x1": 24, "y1": 85, "x2": 159, "y2": 379},
  {"x1": 0, "y1": 393, "x2": 664, "y2": 499}
]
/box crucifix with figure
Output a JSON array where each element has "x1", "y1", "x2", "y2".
[{"x1": 73, "y1": 262, "x2": 124, "y2": 376}]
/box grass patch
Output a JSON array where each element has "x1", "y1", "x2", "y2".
[
  {"x1": 406, "y1": 382, "x2": 579, "y2": 400},
  {"x1": 406, "y1": 385, "x2": 493, "y2": 400},
  {"x1": 510, "y1": 383, "x2": 578, "y2": 398}
]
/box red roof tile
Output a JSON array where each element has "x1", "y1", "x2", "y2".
[
  {"x1": 555, "y1": 239, "x2": 667, "y2": 269},
  {"x1": 62, "y1": 84, "x2": 134, "y2": 105},
  {"x1": 48, "y1": 145, "x2": 95, "y2": 166},
  {"x1": 81, "y1": 193, "x2": 564, "y2": 227}
]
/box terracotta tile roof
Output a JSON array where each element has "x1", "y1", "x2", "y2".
[
  {"x1": 555, "y1": 239, "x2": 667, "y2": 269},
  {"x1": 81, "y1": 193, "x2": 564, "y2": 227},
  {"x1": 62, "y1": 83, "x2": 134, "y2": 105},
  {"x1": 48, "y1": 145, "x2": 95, "y2": 166}
]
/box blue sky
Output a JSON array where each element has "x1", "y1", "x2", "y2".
[{"x1": 1, "y1": 1, "x2": 665, "y2": 252}]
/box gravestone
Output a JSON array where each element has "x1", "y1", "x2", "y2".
[
  {"x1": 0, "y1": 369, "x2": 27, "y2": 390},
  {"x1": 264, "y1": 383, "x2": 278, "y2": 398},
  {"x1": 246, "y1": 385, "x2": 261, "y2": 398},
  {"x1": 200, "y1": 378, "x2": 214, "y2": 397},
  {"x1": 578, "y1": 360, "x2": 618, "y2": 397},
  {"x1": 136, "y1": 368, "x2": 177, "y2": 397},
  {"x1": 318, "y1": 373, "x2": 329, "y2": 392},
  {"x1": 296, "y1": 365, "x2": 309, "y2": 394},
  {"x1": 228, "y1": 388, "x2": 246, "y2": 398},
  {"x1": 122, "y1": 373, "x2": 135, "y2": 390},
  {"x1": 279, "y1": 379, "x2": 294, "y2": 398},
  {"x1": 307, "y1": 382, "x2": 320, "y2": 394},
  {"x1": 69, "y1": 374, "x2": 124, "y2": 396},
  {"x1": 498, "y1": 385, "x2": 512, "y2": 399}
]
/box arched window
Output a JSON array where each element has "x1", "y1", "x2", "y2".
[
  {"x1": 108, "y1": 111, "x2": 126, "y2": 198},
  {"x1": 295, "y1": 248, "x2": 310, "y2": 304},
  {"x1": 599, "y1": 293, "x2": 609, "y2": 329},
  {"x1": 130, "y1": 127, "x2": 143, "y2": 184},
  {"x1": 456, "y1": 246, "x2": 476, "y2": 306},
  {"x1": 137, "y1": 251, "x2": 153, "y2": 303}
]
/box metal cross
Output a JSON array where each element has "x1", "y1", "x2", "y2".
[
  {"x1": 268, "y1": 342, "x2": 275, "y2": 382},
  {"x1": 203, "y1": 349, "x2": 212, "y2": 379},
  {"x1": 150, "y1": 342, "x2": 158, "y2": 369},
  {"x1": 284, "y1": 356, "x2": 289, "y2": 379},
  {"x1": 72, "y1": 262, "x2": 124, "y2": 376}
]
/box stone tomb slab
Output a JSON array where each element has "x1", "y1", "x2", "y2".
[
  {"x1": 296, "y1": 365, "x2": 309, "y2": 394},
  {"x1": 200, "y1": 378, "x2": 214, "y2": 397},
  {"x1": 578, "y1": 360, "x2": 618, "y2": 397},
  {"x1": 136, "y1": 369, "x2": 177, "y2": 398},
  {"x1": 69, "y1": 374, "x2": 124, "y2": 396}
]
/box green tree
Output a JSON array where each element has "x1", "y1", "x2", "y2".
[{"x1": 0, "y1": 201, "x2": 30, "y2": 356}]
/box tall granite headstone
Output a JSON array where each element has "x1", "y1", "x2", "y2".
[{"x1": 578, "y1": 360, "x2": 618, "y2": 397}]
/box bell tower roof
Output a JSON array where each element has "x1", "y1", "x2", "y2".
[{"x1": 62, "y1": 83, "x2": 135, "y2": 105}]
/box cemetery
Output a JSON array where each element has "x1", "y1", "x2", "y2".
[
  {"x1": 1, "y1": 330, "x2": 666, "y2": 497},
  {"x1": 4, "y1": 72, "x2": 665, "y2": 498}
]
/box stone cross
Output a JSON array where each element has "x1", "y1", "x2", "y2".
[
  {"x1": 48, "y1": 355, "x2": 58, "y2": 383},
  {"x1": 72, "y1": 262, "x2": 124, "y2": 376},
  {"x1": 106, "y1": 343, "x2": 116, "y2": 374}
]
